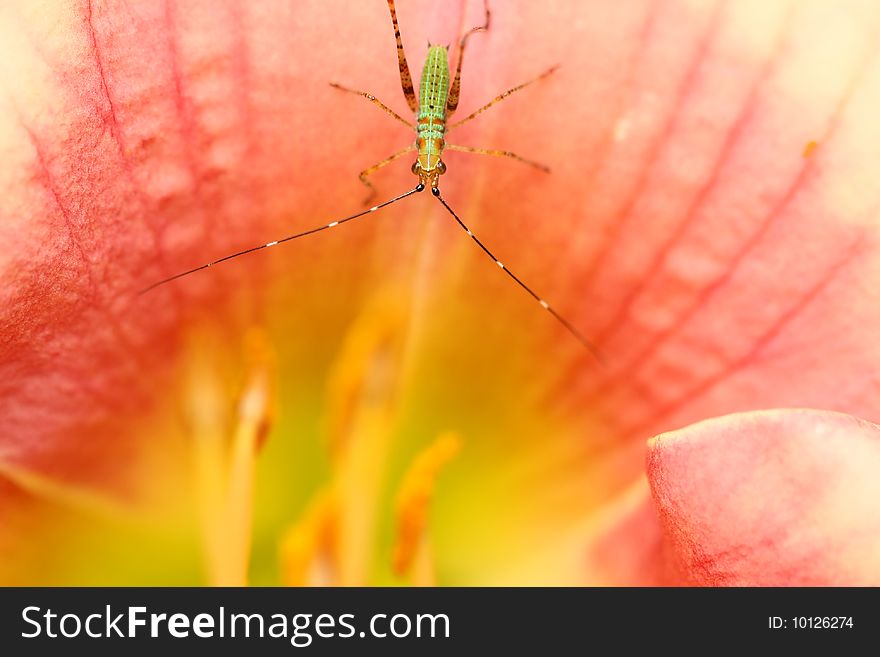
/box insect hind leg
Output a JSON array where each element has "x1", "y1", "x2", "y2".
[
  {"x1": 386, "y1": 0, "x2": 419, "y2": 113},
  {"x1": 447, "y1": 0, "x2": 491, "y2": 115}
]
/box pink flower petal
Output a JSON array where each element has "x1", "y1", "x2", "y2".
[{"x1": 648, "y1": 408, "x2": 880, "y2": 585}]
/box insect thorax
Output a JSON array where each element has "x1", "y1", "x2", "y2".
[{"x1": 416, "y1": 45, "x2": 449, "y2": 174}]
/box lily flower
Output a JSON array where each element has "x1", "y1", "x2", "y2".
[{"x1": 1, "y1": 0, "x2": 878, "y2": 585}]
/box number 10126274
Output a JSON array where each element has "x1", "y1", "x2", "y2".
[{"x1": 768, "y1": 616, "x2": 854, "y2": 630}]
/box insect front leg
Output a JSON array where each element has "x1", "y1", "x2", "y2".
[{"x1": 358, "y1": 145, "x2": 416, "y2": 205}]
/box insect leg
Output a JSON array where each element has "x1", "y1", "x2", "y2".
[
  {"x1": 445, "y1": 144, "x2": 550, "y2": 173},
  {"x1": 447, "y1": 0, "x2": 491, "y2": 115},
  {"x1": 447, "y1": 66, "x2": 558, "y2": 131},
  {"x1": 330, "y1": 83, "x2": 415, "y2": 129},
  {"x1": 359, "y1": 145, "x2": 416, "y2": 205},
  {"x1": 431, "y1": 187, "x2": 602, "y2": 361},
  {"x1": 386, "y1": 0, "x2": 419, "y2": 112}
]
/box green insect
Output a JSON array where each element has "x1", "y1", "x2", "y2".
[
  {"x1": 142, "y1": 0, "x2": 599, "y2": 360},
  {"x1": 332, "y1": 0, "x2": 553, "y2": 199}
]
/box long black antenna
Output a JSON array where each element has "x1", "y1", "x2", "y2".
[
  {"x1": 139, "y1": 185, "x2": 425, "y2": 294},
  {"x1": 431, "y1": 187, "x2": 603, "y2": 362}
]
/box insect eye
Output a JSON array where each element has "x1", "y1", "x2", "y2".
[
  {"x1": 437, "y1": 160, "x2": 447, "y2": 174},
  {"x1": 411, "y1": 161, "x2": 421, "y2": 175}
]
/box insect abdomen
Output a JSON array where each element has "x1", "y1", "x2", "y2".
[
  {"x1": 419, "y1": 46, "x2": 450, "y2": 119},
  {"x1": 416, "y1": 45, "x2": 449, "y2": 172}
]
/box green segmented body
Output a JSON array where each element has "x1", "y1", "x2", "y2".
[
  {"x1": 141, "y1": 0, "x2": 598, "y2": 358},
  {"x1": 416, "y1": 46, "x2": 450, "y2": 174}
]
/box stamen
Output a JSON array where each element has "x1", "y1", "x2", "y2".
[
  {"x1": 185, "y1": 327, "x2": 276, "y2": 586},
  {"x1": 279, "y1": 488, "x2": 337, "y2": 587},
  {"x1": 321, "y1": 290, "x2": 412, "y2": 584},
  {"x1": 222, "y1": 330, "x2": 276, "y2": 584},
  {"x1": 392, "y1": 432, "x2": 461, "y2": 583}
]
